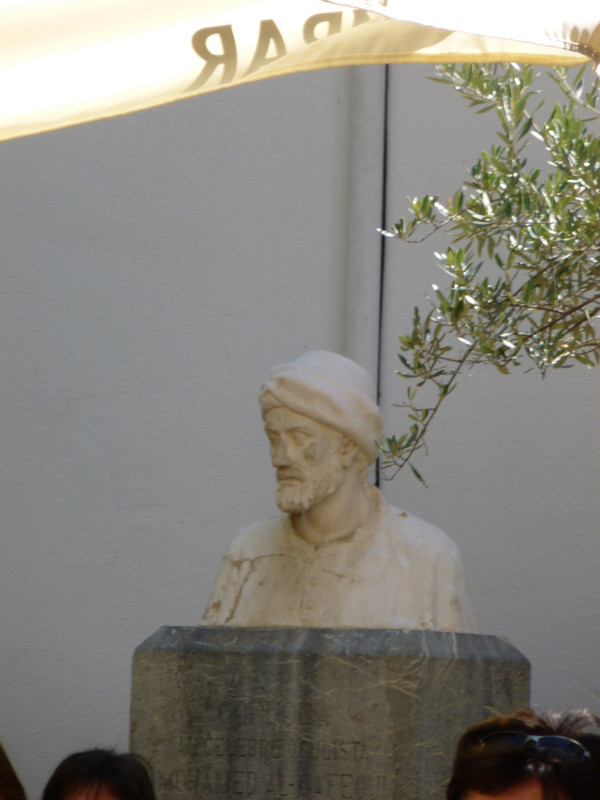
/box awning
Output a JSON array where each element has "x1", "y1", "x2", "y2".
[{"x1": 1, "y1": 0, "x2": 598, "y2": 141}]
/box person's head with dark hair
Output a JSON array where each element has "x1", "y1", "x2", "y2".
[
  {"x1": 447, "y1": 708, "x2": 600, "y2": 800},
  {"x1": 0, "y1": 743, "x2": 26, "y2": 800},
  {"x1": 42, "y1": 749, "x2": 155, "y2": 800}
]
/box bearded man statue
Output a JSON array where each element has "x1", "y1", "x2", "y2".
[{"x1": 202, "y1": 350, "x2": 475, "y2": 631}]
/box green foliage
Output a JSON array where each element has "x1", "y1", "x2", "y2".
[{"x1": 380, "y1": 63, "x2": 600, "y2": 482}]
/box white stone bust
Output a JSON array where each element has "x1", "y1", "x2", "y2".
[{"x1": 202, "y1": 350, "x2": 475, "y2": 631}]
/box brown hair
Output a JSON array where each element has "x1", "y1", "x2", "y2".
[
  {"x1": 0, "y1": 743, "x2": 26, "y2": 800},
  {"x1": 446, "y1": 708, "x2": 600, "y2": 800},
  {"x1": 42, "y1": 749, "x2": 155, "y2": 800}
]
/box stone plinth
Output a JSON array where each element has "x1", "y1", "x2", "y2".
[{"x1": 130, "y1": 627, "x2": 529, "y2": 800}]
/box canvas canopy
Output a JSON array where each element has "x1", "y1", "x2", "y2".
[{"x1": 1, "y1": 0, "x2": 599, "y2": 141}]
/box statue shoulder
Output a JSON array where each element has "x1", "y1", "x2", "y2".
[
  {"x1": 382, "y1": 503, "x2": 460, "y2": 558},
  {"x1": 225, "y1": 514, "x2": 292, "y2": 560}
]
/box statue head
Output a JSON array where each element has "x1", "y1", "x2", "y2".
[{"x1": 259, "y1": 351, "x2": 383, "y2": 514}]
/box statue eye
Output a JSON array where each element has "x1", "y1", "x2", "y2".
[{"x1": 291, "y1": 431, "x2": 310, "y2": 445}]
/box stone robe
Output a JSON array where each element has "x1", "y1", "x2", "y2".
[{"x1": 202, "y1": 490, "x2": 475, "y2": 631}]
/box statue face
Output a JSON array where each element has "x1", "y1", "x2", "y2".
[{"x1": 264, "y1": 406, "x2": 346, "y2": 514}]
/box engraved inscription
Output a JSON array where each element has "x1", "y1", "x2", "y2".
[
  {"x1": 162, "y1": 686, "x2": 393, "y2": 799},
  {"x1": 164, "y1": 767, "x2": 394, "y2": 799},
  {"x1": 175, "y1": 732, "x2": 366, "y2": 762}
]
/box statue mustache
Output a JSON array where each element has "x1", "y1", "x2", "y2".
[{"x1": 276, "y1": 467, "x2": 305, "y2": 482}]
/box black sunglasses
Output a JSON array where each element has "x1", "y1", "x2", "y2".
[{"x1": 479, "y1": 731, "x2": 591, "y2": 764}]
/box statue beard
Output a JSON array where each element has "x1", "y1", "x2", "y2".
[{"x1": 275, "y1": 459, "x2": 345, "y2": 514}]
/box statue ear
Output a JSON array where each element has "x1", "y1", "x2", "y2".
[{"x1": 339, "y1": 438, "x2": 360, "y2": 467}]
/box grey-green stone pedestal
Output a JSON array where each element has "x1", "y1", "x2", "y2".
[{"x1": 130, "y1": 627, "x2": 529, "y2": 800}]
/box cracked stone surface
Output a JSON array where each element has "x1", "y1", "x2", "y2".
[{"x1": 201, "y1": 490, "x2": 475, "y2": 631}]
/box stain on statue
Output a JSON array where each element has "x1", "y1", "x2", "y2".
[{"x1": 203, "y1": 351, "x2": 475, "y2": 631}]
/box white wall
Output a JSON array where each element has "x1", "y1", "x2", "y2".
[
  {"x1": 0, "y1": 66, "x2": 387, "y2": 798},
  {"x1": 380, "y1": 64, "x2": 600, "y2": 713}
]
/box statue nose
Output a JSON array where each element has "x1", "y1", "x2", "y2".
[{"x1": 271, "y1": 438, "x2": 292, "y2": 466}]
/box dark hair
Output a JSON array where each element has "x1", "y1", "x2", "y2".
[
  {"x1": 0, "y1": 743, "x2": 27, "y2": 800},
  {"x1": 446, "y1": 708, "x2": 600, "y2": 800},
  {"x1": 42, "y1": 749, "x2": 155, "y2": 800}
]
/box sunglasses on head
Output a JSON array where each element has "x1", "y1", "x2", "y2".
[{"x1": 478, "y1": 731, "x2": 591, "y2": 764}]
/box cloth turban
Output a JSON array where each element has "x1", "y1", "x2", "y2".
[{"x1": 259, "y1": 350, "x2": 383, "y2": 463}]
